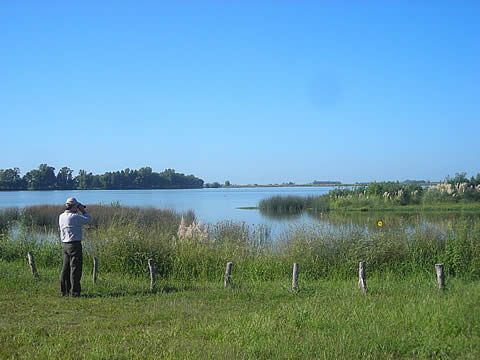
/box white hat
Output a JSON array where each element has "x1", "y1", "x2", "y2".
[{"x1": 65, "y1": 197, "x2": 83, "y2": 207}]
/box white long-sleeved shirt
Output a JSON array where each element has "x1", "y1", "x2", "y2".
[{"x1": 59, "y1": 212, "x2": 91, "y2": 243}]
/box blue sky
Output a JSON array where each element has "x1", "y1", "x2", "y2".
[{"x1": 1, "y1": 1, "x2": 479, "y2": 184}]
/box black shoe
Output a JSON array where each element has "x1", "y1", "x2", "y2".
[
  {"x1": 72, "y1": 293, "x2": 81, "y2": 297},
  {"x1": 61, "y1": 293, "x2": 69, "y2": 297}
]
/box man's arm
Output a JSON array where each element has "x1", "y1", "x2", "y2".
[
  {"x1": 76, "y1": 213, "x2": 91, "y2": 225},
  {"x1": 76, "y1": 204, "x2": 92, "y2": 225}
]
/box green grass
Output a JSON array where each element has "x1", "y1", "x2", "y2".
[
  {"x1": 2, "y1": 203, "x2": 480, "y2": 358},
  {"x1": 2, "y1": 201, "x2": 479, "y2": 358},
  {"x1": 258, "y1": 195, "x2": 480, "y2": 215},
  {"x1": 2, "y1": 205, "x2": 480, "y2": 281},
  {"x1": 258, "y1": 178, "x2": 480, "y2": 215},
  {"x1": 1, "y1": 260, "x2": 480, "y2": 359},
  {"x1": 258, "y1": 195, "x2": 480, "y2": 213},
  {"x1": 254, "y1": 201, "x2": 480, "y2": 214}
]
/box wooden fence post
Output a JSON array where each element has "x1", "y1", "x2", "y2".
[
  {"x1": 292, "y1": 263, "x2": 299, "y2": 291},
  {"x1": 358, "y1": 262, "x2": 367, "y2": 294},
  {"x1": 148, "y1": 259, "x2": 156, "y2": 291},
  {"x1": 435, "y1": 264, "x2": 445, "y2": 289},
  {"x1": 93, "y1": 257, "x2": 98, "y2": 284},
  {"x1": 27, "y1": 252, "x2": 39, "y2": 278},
  {"x1": 224, "y1": 262, "x2": 233, "y2": 288}
]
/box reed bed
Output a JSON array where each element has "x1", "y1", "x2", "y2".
[
  {"x1": 19, "y1": 204, "x2": 195, "y2": 229},
  {"x1": 1, "y1": 205, "x2": 480, "y2": 281},
  {"x1": 259, "y1": 179, "x2": 480, "y2": 215},
  {"x1": 258, "y1": 195, "x2": 330, "y2": 213}
]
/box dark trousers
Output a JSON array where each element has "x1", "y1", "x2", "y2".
[{"x1": 60, "y1": 242, "x2": 83, "y2": 296}]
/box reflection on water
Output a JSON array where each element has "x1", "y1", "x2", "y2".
[
  {"x1": 258, "y1": 210, "x2": 304, "y2": 221},
  {"x1": 259, "y1": 207, "x2": 480, "y2": 240},
  {"x1": 303, "y1": 210, "x2": 480, "y2": 237},
  {"x1": 8, "y1": 222, "x2": 58, "y2": 244},
  {"x1": 308, "y1": 210, "x2": 478, "y2": 226}
]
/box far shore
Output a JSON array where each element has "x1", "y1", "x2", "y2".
[
  {"x1": 0, "y1": 182, "x2": 440, "y2": 192},
  {"x1": 225, "y1": 182, "x2": 439, "y2": 188}
]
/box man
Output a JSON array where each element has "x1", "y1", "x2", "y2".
[{"x1": 59, "y1": 197, "x2": 91, "y2": 297}]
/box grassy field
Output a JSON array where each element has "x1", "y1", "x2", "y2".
[
  {"x1": 1, "y1": 259, "x2": 479, "y2": 359},
  {"x1": 1, "y1": 204, "x2": 480, "y2": 358}
]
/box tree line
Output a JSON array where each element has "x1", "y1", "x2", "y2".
[{"x1": 0, "y1": 165, "x2": 204, "y2": 190}]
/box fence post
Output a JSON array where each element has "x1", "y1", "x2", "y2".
[
  {"x1": 148, "y1": 259, "x2": 156, "y2": 291},
  {"x1": 93, "y1": 257, "x2": 98, "y2": 284},
  {"x1": 358, "y1": 262, "x2": 367, "y2": 294},
  {"x1": 292, "y1": 263, "x2": 299, "y2": 291},
  {"x1": 224, "y1": 262, "x2": 233, "y2": 288},
  {"x1": 27, "y1": 252, "x2": 39, "y2": 278},
  {"x1": 435, "y1": 264, "x2": 445, "y2": 289}
]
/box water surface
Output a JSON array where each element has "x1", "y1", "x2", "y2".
[
  {"x1": 0, "y1": 187, "x2": 332, "y2": 227},
  {"x1": 1, "y1": 188, "x2": 476, "y2": 238}
]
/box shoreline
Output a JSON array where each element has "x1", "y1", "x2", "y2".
[{"x1": 0, "y1": 182, "x2": 440, "y2": 192}]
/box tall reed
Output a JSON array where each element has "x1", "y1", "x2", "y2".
[
  {"x1": 259, "y1": 195, "x2": 330, "y2": 214},
  {"x1": 1, "y1": 205, "x2": 479, "y2": 281}
]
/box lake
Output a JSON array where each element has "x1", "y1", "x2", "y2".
[
  {"x1": 2, "y1": 187, "x2": 477, "y2": 239},
  {"x1": 0, "y1": 187, "x2": 333, "y2": 228}
]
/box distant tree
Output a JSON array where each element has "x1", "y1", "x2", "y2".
[
  {"x1": 0, "y1": 165, "x2": 204, "y2": 191},
  {"x1": 75, "y1": 169, "x2": 94, "y2": 190},
  {"x1": 151, "y1": 172, "x2": 169, "y2": 188},
  {"x1": 402, "y1": 179, "x2": 426, "y2": 184},
  {"x1": 160, "y1": 168, "x2": 176, "y2": 188},
  {"x1": 0, "y1": 168, "x2": 24, "y2": 190},
  {"x1": 91, "y1": 174, "x2": 103, "y2": 189},
  {"x1": 224, "y1": 180, "x2": 231, "y2": 187},
  {"x1": 446, "y1": 172, "x2": 468, "y2": 185},
  {"x1": 134, "y1": 167, "x2": 153, "y2": 189},
  {"x1": 56, "y1": 167, "x2": 74, "y2": 190},
  {"x1": 99, "y1": 172, "x2": 114, "y2": 189},
  {"x1": 313, "y1": 180, "x2": 341, "y2": 185},
  {"x1": 471, "y1": 173, "x2": 480, "y2": 186},
  {"x1": 24, "y1": 164, "x2": 56, "y2": 190}
]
